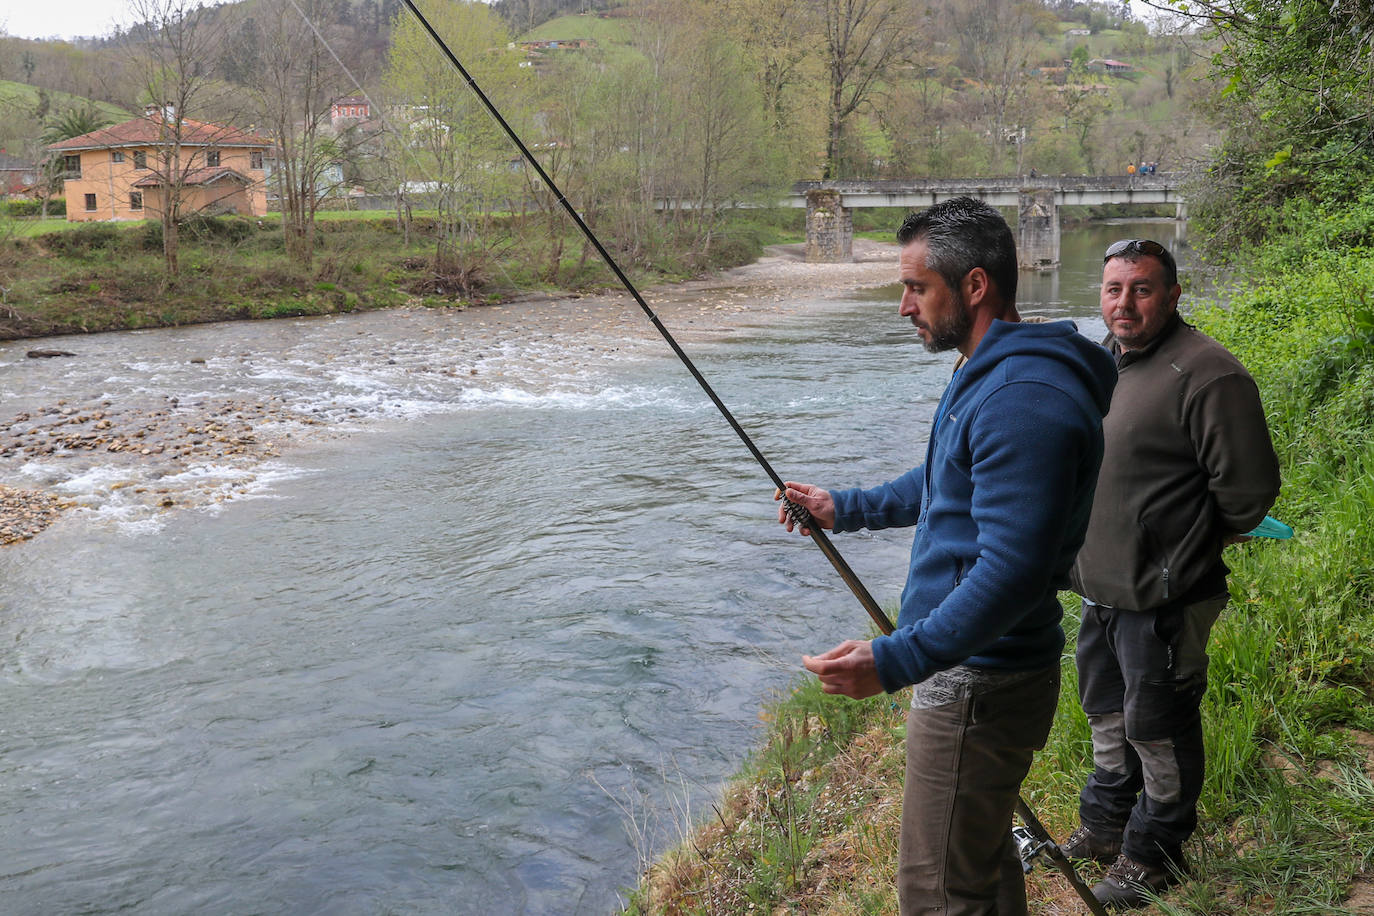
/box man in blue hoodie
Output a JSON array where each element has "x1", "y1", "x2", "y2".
[{"x1": 779, "y1": 197, "x2": 1117, "y2": 916}]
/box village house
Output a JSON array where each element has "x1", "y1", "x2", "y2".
[
  {"x1": 45, "y1": 107, "x2": 274, "y2": 222},
  {"x1": 1089, "y1": 58, "x2": 1133, "y2": 76},
  {"x1": 0, "y1": 150, "x2": 39, "y2": 197},
  {"x1": 330, "y1": 96, "x2": 371, "y2": 130}
]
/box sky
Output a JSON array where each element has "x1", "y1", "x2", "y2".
[
  {"x1": 2, "y1": 2, "x2": 138, "y2": 41},
  {"x1": 0, "y1": 1, "x2": 227, "y2": 41}
]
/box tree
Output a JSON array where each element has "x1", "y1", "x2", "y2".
[
  {"x1": 125, "y1": 0, "x2": 239, "y2": 280},
  {"x1": 717, "y1": 0, "x2": 823, "y2": 167},
  {"x1": 820, "y1": 0, "x2": 912, "y2": 178},
  {"x1": 1055, "y1": 55, "x2": 1111, "y2": 173},
  {"x1": 1143, "y1": 0, "x2": 1374, "y2": 247},
  {"x1": 659, "y1": 13, "x2": 775, "y2": 239},
  {"x1": 243, "y1": 0, "x2": 362, "y2": 266},
  {"x1": 41, "y1": 106, "x2": 112, "y2": 145},
  {"x1": 951, "y1": 0, "x2": 1039, "y2": 171},
  {"x1": 385, "y1": 0, "x2": 528, "y2": 282}
]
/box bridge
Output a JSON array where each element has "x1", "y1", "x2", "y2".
[{"x1": 788, "y1": 174, "x2": 1185, "y2": 268}]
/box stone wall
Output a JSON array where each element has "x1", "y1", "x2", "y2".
[
  {"x1": 805, "y1": 189, "x2": 853, "y2": 263},
  {"x1": 1017, "y1": 189, "x2": 1060, "y2": 269}
]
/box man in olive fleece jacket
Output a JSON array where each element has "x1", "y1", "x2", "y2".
[{"x1": 1064, "y1": 239, "x2": 1281, "y2": 909}]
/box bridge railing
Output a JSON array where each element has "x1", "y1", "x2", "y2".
[{"x1": 791, "y1": 174, "x2": 1180, "y2": 195}]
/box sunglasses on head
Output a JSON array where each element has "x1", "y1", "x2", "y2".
[{"x1": 1103, "y1": 238, "x2": 1171, "y2": 263}]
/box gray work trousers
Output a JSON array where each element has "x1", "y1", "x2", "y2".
[
  {"x1": 898, "y1": 663, "x2": 1060, "y2": 916},
  {"x1": 1076, "y1": 594, "x2": 1228, "y2": 868}
]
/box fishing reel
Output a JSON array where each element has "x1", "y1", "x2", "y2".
[{"x1": 1013, "y1": 823, "x2": 1050, "y2": 874}]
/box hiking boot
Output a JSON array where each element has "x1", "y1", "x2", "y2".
[
  {"x1": 1092, "y1": 853, "x2": 1185, "y2": 909},
  {"x1": 1060, "y1": 824, "x2": 1122, "y2": 864}
]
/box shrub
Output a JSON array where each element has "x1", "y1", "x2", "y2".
[
  {"x1": 3, "y1": 197, "x2": 65, "y2": 218},
  {"x1": 38, "y1": 222, "x2": 123, "y2": 256}
]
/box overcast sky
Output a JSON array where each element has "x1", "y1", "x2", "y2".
[{"x1": 0, "y1": 1, "x2": 234, "y2": 41}]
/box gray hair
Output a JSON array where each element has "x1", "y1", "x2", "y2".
[{"x1": 896, "y1": 197, "x2": 1017, "y2": 304}]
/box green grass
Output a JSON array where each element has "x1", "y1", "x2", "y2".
[
  {"x1": 0, "y1": 79, "x2": 131, "y2": 124},
  {"x1": 0, "y1": 207, "x2": 800, "y2": 339},
  {"x1": 520, "y1": 11, "x2": 634, "y2": 44}
]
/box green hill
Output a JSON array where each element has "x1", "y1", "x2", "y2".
[
  {"x1": 519, "y1": 10, "x2": 634, "y2": 45},
  {"x1": 0, "y1": 79, "x2": 132, "y2": 155}
]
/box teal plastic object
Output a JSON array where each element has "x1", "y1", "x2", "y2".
[{"x1": 1245, "y1": 515, "x2": 1294, "y2": 539}]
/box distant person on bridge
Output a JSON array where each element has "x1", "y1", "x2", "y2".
[
  {"x1": 1062, "y1": 239, "x2": 1280, "y2": 908},
  {"x1": 776, "y1": 197, "x2": 1116, "y2": 916}
]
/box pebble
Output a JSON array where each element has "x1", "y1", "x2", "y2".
[{"x1": 0, "y1": 485, "x2": 75, "y2": 545}]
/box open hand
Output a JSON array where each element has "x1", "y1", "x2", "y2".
[{"x1": 802, "y1": 640, "x2": 883, "y2": 699}]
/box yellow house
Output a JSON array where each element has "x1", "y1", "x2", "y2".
[{"x1": 47, "y1": 111, "x2": 273, "y2": 222}]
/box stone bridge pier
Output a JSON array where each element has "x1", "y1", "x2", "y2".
[
  {"x1": 804, "y1": 189, "x2": 852, "y2": 262},
  {"x1": 1016, "y1": 190, "x2": 1060, "y2": 269},
  {"x1": 805, "y1": 188, "x2": 1063, "y2": 268}
]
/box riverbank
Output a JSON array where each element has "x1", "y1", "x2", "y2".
[
  {"x1": 0, "y1": 238, "x2": 901, "y2": 546},
  {"x1": 0, "y1": 210, "x2": 814, "y2": 341},
  {"x1": 623, "y1": 233, "x2": 1374, "y2": 913}
]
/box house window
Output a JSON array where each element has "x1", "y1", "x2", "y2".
[
  {"x1": 64, "y1": 154, "x2": 81, "y2": 177},
  {"x1": 129, "y1": 192, "x2": 143, "y2": 210},
  {"x1": 250, "y1": 150, "x2": 263, "y2": 170},
  {"x1": 84, "y1": 193, "x2": 97, "y2": 211},
  {"x1": 134, "y1": 151, "x2": 148, "y2": 169},
  {"x1": 206, "y1": 149, "x2": 220, "y2": 167},
  {"x1": 111, "y1": 151, "x2": 125, "y2": 163}
]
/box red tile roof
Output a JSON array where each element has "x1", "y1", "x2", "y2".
[
  {"x1": 47, "y1": 116, "x2": 272, "y2": 152},
  {"x1": 131, "y1": 167, "x2": 253, "y2": 188}
]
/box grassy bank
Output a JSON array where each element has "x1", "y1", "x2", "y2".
[
  {"x1": 0, "y1": 209, "x2": 805, "y2": 340},
  {"x1": 624, "y1": 208, "x2": 1374, "y2": 914}
]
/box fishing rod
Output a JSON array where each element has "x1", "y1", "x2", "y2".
[
  {"x1": 394, "y1": 6, "x2": 1107, "y2": 913},
  {"x1": 393, "y1": 0, "x2": 894, "y2": 637}
]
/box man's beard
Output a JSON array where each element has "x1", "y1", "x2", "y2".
[{"x1": 922, "y1": 293, "x2": 973, "y2": 353}]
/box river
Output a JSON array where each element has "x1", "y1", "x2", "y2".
[{"x1": 0, "y1": 220, "x2": 1184, "y2": 914}]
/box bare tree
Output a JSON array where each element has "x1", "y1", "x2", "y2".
[
  {"x1": 244, "y1": 0, "x2": 362, "y2": 266},
  {"x1": 951, "y1": 0, "x2": 1039, "y2": 171},
  {"x1": 820, "y1": 0, "x2": 912, "y2": 178},
  {"x1": 385, "y1": 0, "x2": 528, "y2": 285},
  {"x1": 126, "y1": 0, "x2": 240, "y2": 279},
  {"x1": 718, "y1": 0, "x2": 822, "y2": 147}
]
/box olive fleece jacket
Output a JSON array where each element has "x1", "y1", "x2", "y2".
[{"x1": 1070, "y1": 313, "x2": 1281, "y2": 611}]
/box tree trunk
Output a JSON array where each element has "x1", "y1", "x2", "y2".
[{"x1": 162, "y1": 207, "x2": 179, "y2": 279}]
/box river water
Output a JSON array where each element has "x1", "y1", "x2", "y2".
[{"x1": 0, "y1": 220, "x2": 1182, "y2": 914}]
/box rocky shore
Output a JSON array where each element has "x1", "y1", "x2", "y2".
[
  {"x1": 0, "y1": 239, "x2": 900, "y2": 546},
  {"x1": 0, "y1": 484, "x2": 74, "y2": 545}
]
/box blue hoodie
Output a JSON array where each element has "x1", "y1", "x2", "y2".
[{"x1": 830, "y1": 319, "x2": 1117, "y2": 693}]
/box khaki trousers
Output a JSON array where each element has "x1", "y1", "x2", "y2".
[{"x1": 898, "y1": 664, "x2": 1060, "y2": 916}]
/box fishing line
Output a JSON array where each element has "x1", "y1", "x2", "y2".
[
  {"x1": 395, "y1": 0, "x2": 894, "y2": 637},
  {"x1": 318, "y1": 5, "x2": 1109, "y2": 912}
]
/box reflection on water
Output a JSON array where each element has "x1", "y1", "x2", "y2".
[{"x1": 0, "y1": 220, "x2": 1177, "y2": 915}]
